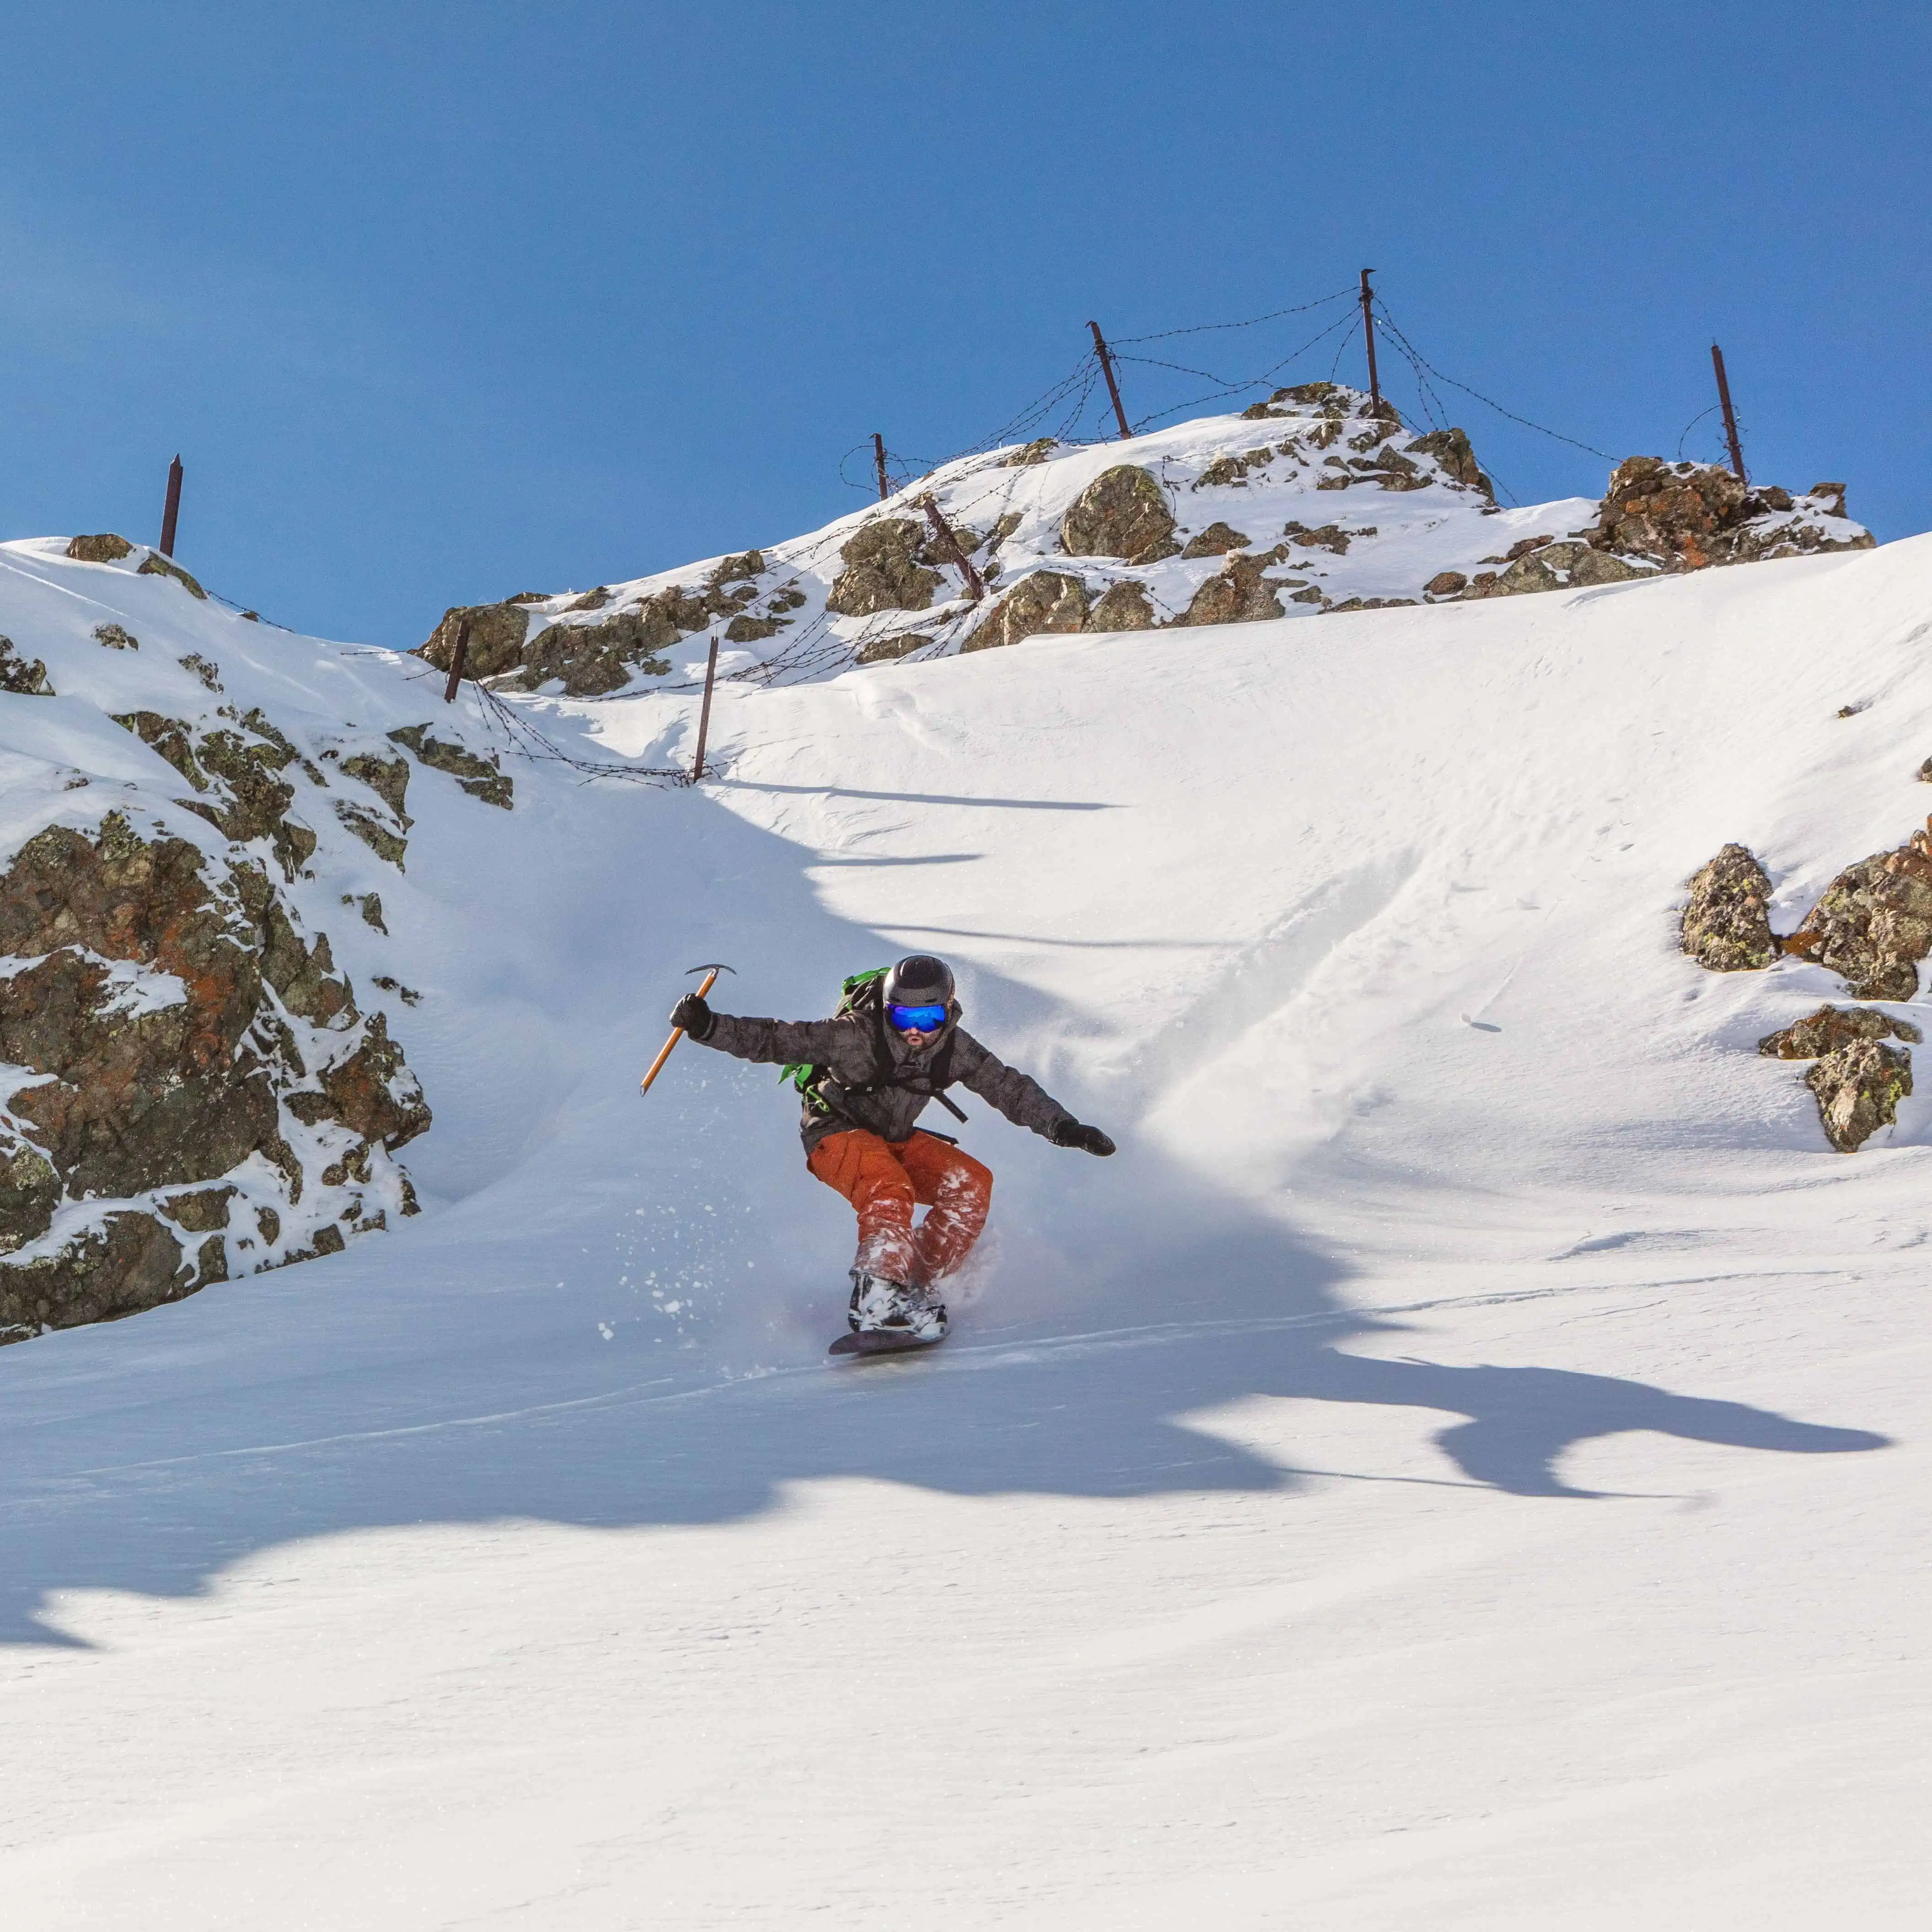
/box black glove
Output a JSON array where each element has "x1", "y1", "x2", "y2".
[
  {"x1": 1052, "y1": 1120, "x2": 1115, "y2": 1156},
  {"x1": 670, "y1": 992, "x2": 714, "y2": 1041}
]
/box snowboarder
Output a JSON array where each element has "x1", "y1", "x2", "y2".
[{"x1": 669, "y1": 955, "x2": 1113, "y2": 1344}]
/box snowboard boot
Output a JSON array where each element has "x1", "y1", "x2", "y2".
[{"x1": 848, "y1": 1271, "x2": 949, "y2": 1342}]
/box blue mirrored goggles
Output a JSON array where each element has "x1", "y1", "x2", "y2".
[{"x1": 888, "y1": 1002, "x2": 949, "y2": 1033}]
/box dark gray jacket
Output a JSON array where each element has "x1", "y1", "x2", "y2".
[{"x1": 699, "y1": 1003, "x2": 1074, "y2": 1155}]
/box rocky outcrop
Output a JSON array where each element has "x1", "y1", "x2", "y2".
[
  {"x1": 1590, "y1": 459, "x2": 1873, "y2": 571},
  {"x1": 1181, "y1": 554, "x2": 1285, "y2": 627},
  {"x1": 94, "y1": 623, "x2": 139, "y2": 650},
  {"x1": 856, "y1": 631, "x2": 928, "y2": 665},
  {"x1": 1181, "y1": 522, "x2": 1251, "y2": 559},
  {"x1": 66, "y1": 533, "x2": 134, "y2": 563},
  {"x1": 1061, "y1": 467, "x2": 1178, "y2": 564},
  {"x1": 1086, "y1": 582, "x2": 1156, "y2": 632},
  {"x1": 138, "y1": 553, "x2": 207, "y2": 599},
  {"x1": 113, "y1": 708, "x2": 323, "y2": 881},
  {"x1": 0, "y1": 812, "x2": 428, "y2": 1342},
  {"x1": 963, "y1": 572, "x2": 1090, "y2": 653},
  {"x1": 1805, "y1": 1040, "x2": 1912, "y2": 1152},
  {"x1": 420, "y1": 602, "x2": 533, "y2": 680},
  {"x1": 1759, "y1": 1005, "x2": 1922, "y2": 1059},
  {"x1": 512, "y1": 610, "x2": 675, "y2": 696},
  {"x1": 1462, "y1": 542, "x2": 1645, "y2": 599},
  {"x1": 387, "y1": 724, "x2": 513, "y2": 809},
  {"x1": 1001, "y1": 438, "x2": 1057, "y2": 467},
  {"x1": 1784, "y1": 818, "x2": 1932, "y2": 1001},
  {"x1": 1681, "y1": 844, "x2": 1776, "y2": 971},
  {"x1": 0, "y1": 637, "x2": 54, "y2": 695},
  {"x1": 826, "y1": 520, "x2": 944, "y2": 617},
  {"x1": 1404, "y1": 428, "x2": 1492, "y2": 496}
]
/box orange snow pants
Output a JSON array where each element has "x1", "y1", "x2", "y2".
[{"x1": 807, "y1": 1129, "x2": 993, "y2": 1288}]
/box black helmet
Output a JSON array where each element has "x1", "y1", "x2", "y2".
[{"x1": 883, "y1": 954, "x2": 955, "y2": 1009}]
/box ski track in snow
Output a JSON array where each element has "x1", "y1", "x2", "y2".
[{"x1": 0, "y1": 525, "x2": 1928, "y2": 1927}]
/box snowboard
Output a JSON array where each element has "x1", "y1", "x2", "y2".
[{"x1": 828, "y1": 1321, "x2": 948, "y2": 1359}]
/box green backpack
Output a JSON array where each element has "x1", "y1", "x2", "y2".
[{"x1": 780, "y1": 967, "x2": 966, "y2": 1122}]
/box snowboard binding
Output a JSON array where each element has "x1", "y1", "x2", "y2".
[{"x1": 831, "y1": 1270, "x2": 949, "y2": 1355}]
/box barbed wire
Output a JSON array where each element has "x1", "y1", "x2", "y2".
[
  {"x1": 1371, "y1": 304, "x2": 1615, "y2": 462},
  {"x1": 1113, "y1": 287, "x2": 1357, "y2": 345}
]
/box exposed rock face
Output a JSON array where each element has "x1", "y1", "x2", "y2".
[
  {"x1": 1281, "y1": 521, "x2": 1354, "y2": 555},
  {"x1": 138, "y1": 553, "x2": 207, "y2": 599},
  {"x1": 94, "y1": 623, "x2": 139, "y2": 650},
  {"x1": 1001, "y1": 438, "x2": 1057, "y2": 467},
  {"x1": 1805, "y1": 1040, "x2": 1912, "y2": 1152},
  {"x1": 826, "y1": 520, "x2": 944, "y2": 617},
  {"x1": 66, "y1": 534, "x2": 134, "y2": 564},
  {"x1": 1086, "y1": 581, "x2": 1156, "y2": 632},
  {"x1": 0, "y1": 637, "x2": 54, "y2": 694},
  {"x1": 0, "y1": 813, "x2": 428, "y2": 1341},
  {"x1": 1681, "y1": 844, "x2": 1776, "y2": 971},
  {"x1": 1759, "y1": 1005, "x2": 1922, "y2": 1059},
  {"x1": 114, "y1": 708, "x2": 322, "y2": 881},
  {"x1": 1181, "y1": 554, "x2": 1284, "y2": 627},
  {"x1": 505, "y1": 610, "x2": 676, "y2": 696},
  {"x1": 856, "y1": 631, "x2": 928, "y2": 665},
  {"x1": 1784, "y1": 819, "x2": 1932, "y2": 1000},
  {"x1": 963, "y1": 572, "x2": 1090, "y2": 653},
  {"x1": 1403, "y1": 428, "x2": 1492, "y2": 496},
  {"x1": 1589, "y1": 458, "x2": 1873, "y2": 571},
  {"x1": 1462, "y1": 542, "x2": 1645, "y2": 599},
  {"x1": 1061, "y1": 467, "x2": 1178, "y2": 563},
  {"x1": 1181, "y1": 522, "x2": 1251, "y2": 559},
  {"x1": 420, "y1": 602, "x2": 533, "y2": 679},
  {"x1": 387, "y1": 724, "x2": 514, "y2": 809}
]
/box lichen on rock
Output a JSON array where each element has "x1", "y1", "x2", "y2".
[
  {"x1": 1759, "y1": 1004, "x2": 1922, "y2": 1059},
  {"x1": 419, "y1": 602, "x2": 533, "y2": 680},
  {"x1": 66, "y1": 534, "x2": 134, "y2": 564},
  {"x1": 963, "y1": 572, "x2": 1090, "y2": 653},
  {"x1": 0, "y1": 812, "x2": 428, "y2": 1341},
  {"x1": 1181, "y1": 554, "x2": 1285, "y2": 628},
  {"x1": 1061, "y1": 467, "x2": 1178, "y2": 563},
  {"x1": 0, "y1": 636, "x2": 55, "y2": 695},
  {"x1": 1784, "y1": 818, "x2": 1932, "y2": 1000},
  {"x1": 1086, "y1": 582, "x2": 1157, "y2": 633},
  {"x1": 387, "y1": 724, "x2": 514, "y2": 808},
  {"x1": 1681, "y1": 844, "x2": 1776, "y2": 971},
  {"x1": 1805, "y1": 1039, "x2": 1912, "y2": 1152},
  {"x1": 826, "y1": 520, "x2": 944, "y2": 617}
]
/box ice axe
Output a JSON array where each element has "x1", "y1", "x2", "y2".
[{"x1": 639, "y1": 963, "x2": 735, "y2": 1095}]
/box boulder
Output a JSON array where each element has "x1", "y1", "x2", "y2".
[
  {"x1": 1759, "y1": 1004, "x2": 1922, "y2": 1059},
  {"x1": 419, "y1": 602, "x2": 532, "y2": 680},
  {"x1": 1086, "y1": 581, "x2": 1157, "y2": 632},
  {"x1": 1000, "y1": 439, "x2": 1057, "y2": 467},
  {"x1": 1681, "y1": 844, "x2": 1776, "y2": 971},
  {"x1": 1181, "y1": 522, "x2": 1251, "y2": 559},
  {"x1": 65, "y1": 533, "x2": 135, "y2": 563},
  {"x1": 1180, "y1": 555, "x2": 1284, "y2": 628},
  {"x1": 1061, "y1": 466, "x2": 1178, "y2": 563},
  {"x1": 1424, "y1": 571, "x2": 1468, "y2": 597},
  {"x1": 0, "y1": 637, "x2": 54, "y2": 695},
  {"x1": 1785, "y1": 818, "x2": 1932, "y2": 1000},
  {"x1": 1805, "y1": 1039, "x2": 1911, "y2": 1152},
  {"x1": 826, "y1": 520, "x2": 943, "y2": 617},
  {"x1": 1281, "y1": 521, "x2": 1354, "y2": 555},
  {"x1": 93, "y1": 623, "x2": 139, "y2": 650},
  {"x1": 963, "y1": 572, "x2": 1090, "y2": 653},
  {"x1": 856, "y1": 631, "x2": 928, "y2": 665}
]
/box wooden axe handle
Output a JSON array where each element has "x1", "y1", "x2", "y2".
[{"x1": 639, "y1": 967, "x2": 721, "y2": 1095}]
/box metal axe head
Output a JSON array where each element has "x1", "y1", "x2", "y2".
[{"x1": 686, "y1": 962, "x2": 735, "y2": 978}]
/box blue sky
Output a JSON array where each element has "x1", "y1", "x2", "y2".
[{"x1": 2, "y1": 2, "x2": 1925, "y2": 646}]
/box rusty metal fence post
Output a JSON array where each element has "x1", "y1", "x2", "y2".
[
  {"x1": 1088, "y1": 321, "x2": 1132, "y2": 440},
  {"x1": 692, "y1": 635, "x2": 721, "y2": 781},
  {"x1": 159, "y1": 455, "x2": 183, "y2": 557}
]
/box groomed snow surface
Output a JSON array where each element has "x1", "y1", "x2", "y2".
[{"x1": 4, "y1": 531, "x2": 1930, "y2": 1927}]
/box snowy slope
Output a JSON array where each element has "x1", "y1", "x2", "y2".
[{"x1": 2, "y1": 524, "x2": 1930, "y2": 1926}]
